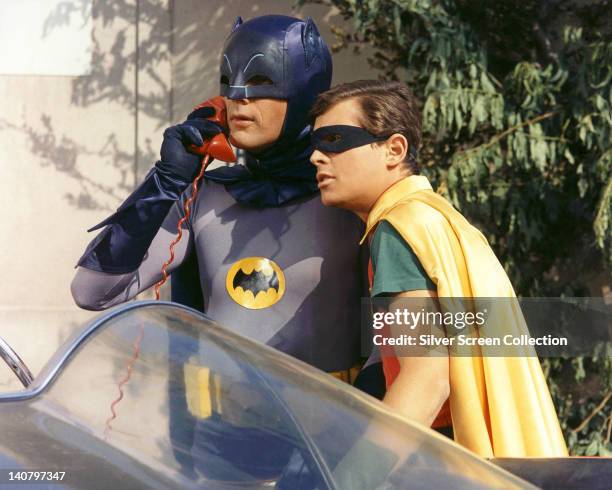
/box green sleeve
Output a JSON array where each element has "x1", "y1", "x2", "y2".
[{"x1": 370, "y1": 220, "x2": 436, "y2": 297}]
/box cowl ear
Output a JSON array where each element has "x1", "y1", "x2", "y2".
[
  {"x1": 302, "y1": 17, "x2": 321, "y2": 68},
  {"x1": 231, "y1": 16, "x2": 243, "y2": 33}
]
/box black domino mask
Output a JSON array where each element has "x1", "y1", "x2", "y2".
[
  {"x1": 311, "y1": 125, "x2": 389, "y2": 153},
  {"x1": 311, "y1": 125, "x2": 419, "y2": 158}
]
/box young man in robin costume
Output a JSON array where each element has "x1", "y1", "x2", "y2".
[{"x1": 310, "y1": 79, "x2": 568, "y2": 458}]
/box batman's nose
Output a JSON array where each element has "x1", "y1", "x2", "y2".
[{"x1": 225, "y1": 85, "x2": 250, "y2": 100}]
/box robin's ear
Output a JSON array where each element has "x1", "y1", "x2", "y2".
[{"x1": 385, "y1": 133, "x2": 409, "y2": 168}]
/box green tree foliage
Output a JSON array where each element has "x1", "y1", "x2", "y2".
[{"x1": 301, "y1": 0, "x2": 612, "y2": 455}]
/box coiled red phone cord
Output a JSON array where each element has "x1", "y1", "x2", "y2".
[
  {"x1": 104, "y1": 156, "x2": 211, "y2": 435},
  {"x1": 153, "y1": 154, "x2": 211, "y2": 300}
]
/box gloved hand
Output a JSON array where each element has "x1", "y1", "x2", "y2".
[
  {"x1": 155, "y1": 106, "x2": 225, "y2": 182},
  {"x1": 76, "y1": 105, "x2": 228, "y2": 274}
]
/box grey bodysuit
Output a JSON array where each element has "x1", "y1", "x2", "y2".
[{"x1": 72, "y1": 179, "x2": 366, "y2": 371}]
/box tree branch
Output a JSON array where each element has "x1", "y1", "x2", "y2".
[
  {"x1": 571, "y1": 391, "x2": 612, "y2": 434},
  {"x1": 452, "y1": 110, "x2": 558, "y2": 164}
]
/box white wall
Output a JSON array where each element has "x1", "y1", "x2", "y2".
[{"x1": 0, "y1": 0, "x2": 169, "y2": 390}]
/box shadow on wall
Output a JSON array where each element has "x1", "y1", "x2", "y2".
[
  {"x1": 68, "y1": 0, "x2": 171, "y2": 122},
  {"x1": 2, "y1": 0, "x2": 172, "y2": 211},
  {"x1": 5, "y1": 0, "x2": 359, "y2": 211},
  {"x1": 0, "y1": 115, "x2": 143, "y2": 212}
]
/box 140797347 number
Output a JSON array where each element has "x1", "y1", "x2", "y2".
[{"x1": 6, "y1": 471, "x2": 66, "y2": 481}]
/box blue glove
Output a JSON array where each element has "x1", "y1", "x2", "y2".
[
  {"x1": 156, "y1": 108, "x2": 224, "y2": 182},
  {"x1": 76, "y1": 108, "x2": 223, "y2": 274}
]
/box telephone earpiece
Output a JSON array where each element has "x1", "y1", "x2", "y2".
[{"x1": 188, "y1": 96, "x2": 236, "y2": 162}]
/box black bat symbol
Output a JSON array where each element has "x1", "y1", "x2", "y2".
[{"x1": 233, "y1": 268, "x2": 279, "y2": 296}]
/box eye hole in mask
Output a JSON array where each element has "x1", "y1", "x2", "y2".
[
  {"x1": 321, "y1": 133, "x2": 342, "y2": 143},
  {"x1": 311, "y1": 125, "x2": 389, "y2": 153},
  {"x1": 246, "y1": 75, "x2": 273, "y2": 86},
  {"x1": 220, "y1": 75, "x2": 229, "y2": 85}
]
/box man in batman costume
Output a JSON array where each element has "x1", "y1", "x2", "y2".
[{"x1": 71, "y1": 15, "x2": 379, "y2": 484}]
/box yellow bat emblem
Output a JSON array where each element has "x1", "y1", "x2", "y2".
[{"x1": 226, "y1": 257, "x2": 285, "y2": 309}]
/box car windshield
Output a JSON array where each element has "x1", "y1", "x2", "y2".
[{"x1": 0, "y1": 302, "x2": 531, "y2": 489}]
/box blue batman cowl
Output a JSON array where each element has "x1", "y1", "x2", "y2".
[{"x1": 204, "y1": 15, "x2": 332, "y2": 207}]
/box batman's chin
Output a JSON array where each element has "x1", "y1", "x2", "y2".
[
  {"x1": 228, "y1": 127, "x2": 265, "y2": 152},
  {"x1": 231, "y1": 132, "x2": 275, "y2": 154}
]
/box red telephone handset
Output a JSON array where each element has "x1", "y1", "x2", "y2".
[{"x1": 187, "y1": 96, "x2": 236, "y2": 163}]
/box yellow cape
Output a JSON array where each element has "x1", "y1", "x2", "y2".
[{"x1": 361, "y1": 176, "x2": 568, "y2": 457}]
